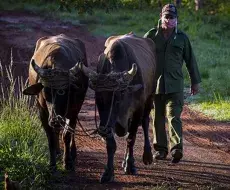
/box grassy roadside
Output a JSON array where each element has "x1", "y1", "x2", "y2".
[
  {"x1": 1, "y1": 3, "x2": 229, "y2": 120},
  {"x1": 0, "y1": 62, "x2": 50, "y2": 189},
  {"x1": 0, "y1": 103, "x2": 50, "y2": 189}
]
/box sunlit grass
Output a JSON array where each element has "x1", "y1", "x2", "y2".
[
  {"x1": 0, "y1": 106, "x2": 50, "y2": 189},
  {"x1": 77, "y1": 9, "x2": 160, "y2": 37},
  {"x1": 0, "y1": 56, "x2": 50, "y2": 189},
  {"x1": 189, "y1": 97, "x2": 230, "y2": 121}
]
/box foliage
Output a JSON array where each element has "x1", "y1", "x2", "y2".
[
  {"x1": 0, "y1": 60, "x2": 50, "y2": 189},
  {"x1": 1, "y1": 0, "x2": 230, "y2": 15}
]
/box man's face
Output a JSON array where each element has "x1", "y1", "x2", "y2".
[
  {"x1": 161, "y1": 13, "x2": 177, "y2": 29},
  {"x1": 163, "y1": 14, "x2": 176, "y2": 20},
  {"x1": 161, "y1": 13, "x2": 176, "y2": 20}
]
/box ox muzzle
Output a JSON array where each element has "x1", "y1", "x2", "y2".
[{"x1": 76, "y1": 62, "x2": 138, "y2": 92}]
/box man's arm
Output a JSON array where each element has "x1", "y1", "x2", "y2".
[{"x1": 183, "y1": 35, "x2": 201, "y2": 95}]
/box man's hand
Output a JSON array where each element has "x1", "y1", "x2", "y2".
[{"x1": 191, "y1": 83, "x2": 200, "y2": 95}]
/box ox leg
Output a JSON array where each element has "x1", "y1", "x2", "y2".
[
  {"x1": 100, "y1": 136, "x2": 116, "y2": 184},
  {"x1": 62, "y1": 120, "x2": 76, "y2": 171},
  {"x1": 55, "y1": 128, "x2": 61, "y2": 157},
  {"x1": 142, "y1": 97, "x2": 153, "y2": 165},
  {"x1": 122, "y1": 115, "x2": 139, "y2": 175},
  {"x1": 39, "y1": 108, "x2": 57, "y2": 170},
  {"x1": 70, "y1": 133, "x2": 77, "y2": 163},
  {"x1": 142, "y1": 115, "x2": 153, "y2": 165}
]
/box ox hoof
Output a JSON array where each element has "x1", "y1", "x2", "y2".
[
  {"x1": 122, "y1": 157, "x2": 137, "y2": 175},
  {"x1": 100, "y1": 169, "x2": 114, "y2": 184},
  {"x1": 143, "y1": 149, "x2": 153, "y2": 165},
  {"x1": 122, "y1": 160, "x2": 137, "y2": 175},
  {"x1": 49, "y1": 165, "x2": 57, "y2": 173},
  {"x1": 124, "y1": 165, "x2": 137, "y2": 175},
  {"x1": 64, "y1": 162, "x2": 75, "y2": 171},
  {"x1": 56, "y1": 152, "x2": 62, "y2": 161},
  {"x1": 115, "y1": 123, "x2": 127, "y2": 137},
  {"x1": 122, "y1": 161, "x2": 126, "y2": 168}
]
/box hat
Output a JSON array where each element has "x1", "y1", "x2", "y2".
[{"x1": 161, "y1": 4, "x2": 177, "y2": 17}]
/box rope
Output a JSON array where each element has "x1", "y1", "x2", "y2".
[
  {"x1": 89, "y1": 71, "x2": 133, "y2": 92},
  {"x1": 40, "y1": 69, "x2": 81, "y2": 90},
  {"x1": 89, "y1": 44, "x2": 135, "y2": 138},
  {"x1": 76, "y1": 117, "x2": 100, "y2": 138},
  {"x1": 96, "y1": 91, "x2": 115, "y2": 138},
  {"x1": 51, "y1": 114, "x2": 102, "y2": 139},
  {"x1": 41, "y1": 65, "x2": 102, "y2": 139}
]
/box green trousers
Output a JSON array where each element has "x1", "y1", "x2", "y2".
[{"x1": 152, "y1": 92, "x2": 184, "y2": 153}]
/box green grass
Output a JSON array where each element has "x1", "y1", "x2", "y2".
[
  {"x1": 0, "y1": 104, "x2": 50, "y2": 189},
  {"x1": 76, "y1": 9, "x2": 160, "y2": 37},
  {"x1": 0, "y1": 61, "x2": 50, "y2": 189},
  {"x1": 0, "y1": 0, "x2": 58, "y2": 13},
  {"x1": 190, "y1": 99, "x2": 230, "y2": 121}
]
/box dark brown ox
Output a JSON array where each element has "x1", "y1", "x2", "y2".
[
  {"x1": 23, "y1": 34, "x2": 88, "y2": 170},
  {"x1": 79, "y1": 33, "x2": 156, "y2": 183}
]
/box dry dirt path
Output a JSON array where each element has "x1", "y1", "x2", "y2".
[{"x1": 0, "y1": 10, "x2": 230, "y2": 190}]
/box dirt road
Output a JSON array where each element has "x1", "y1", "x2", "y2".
[{"x1": 0, "y1": 10, "x2": 230, "y2": 190}]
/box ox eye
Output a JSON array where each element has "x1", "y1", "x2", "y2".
[{"x1": 57, "y1": 89, "x2": 65, "y2": 95}]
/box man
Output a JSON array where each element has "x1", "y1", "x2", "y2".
[{"x1": 144, "y1": 3, "x2": 201, "y2": 163}]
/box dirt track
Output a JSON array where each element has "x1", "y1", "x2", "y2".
[{"x1": 0, "y1": 10, "x2": 230, "y2": 190}]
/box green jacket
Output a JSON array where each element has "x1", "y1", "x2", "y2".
[{"x1": 144, "y1": 27, "x2": 201, "y2": 94}]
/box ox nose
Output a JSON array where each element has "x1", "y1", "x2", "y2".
[
  {"x1": 98, "y1": 125, "x2": 113, "y2": 138},
  {"x1": 115, "y1": 122, "x2": 127, "y2": 137}
]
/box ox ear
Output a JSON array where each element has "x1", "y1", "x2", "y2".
[
  {"x1": 23, "y1": 83, "x2": 44, "y2": 95},
  {"x1": 128, "y1": 84, "x2": 143, "y2": 92}
]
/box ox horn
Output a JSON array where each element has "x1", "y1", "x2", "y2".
[
  {"x1": 31, "y1": 59, "x2": 47, "y2": 77},
  {"x1": 74, "y1": 62, "x2": 97, "y2": 78},
  {"x1": 127, "y1": 63, "x2": 137, "y2": 77}
]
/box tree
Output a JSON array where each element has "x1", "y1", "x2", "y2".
[
  {"x1": 158, "y1": 0, "x2": 162, "y2": 8},
  {"x1": 174, "y1": 0, "x2": 181, "y2": 7},
  {"x1": 195, "y1": 0, "x2": 203, "y2": 11}
]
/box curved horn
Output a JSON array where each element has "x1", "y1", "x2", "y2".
[
  {"x1": 72, "y1": 62, "x2": 97, "y2": 78},
  {"x1": 127, "y1": 63, "x2": 137, "y2": 77},
  {"x1": 31, "y1": 59, "x2": 46, "y2": 77},
  {"x1": 69, "y1": 62, "x2": 81, "y2": 75}
]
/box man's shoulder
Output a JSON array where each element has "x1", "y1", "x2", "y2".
[
  {"x1": 147, "y1": 27, "x2": 158, "y2": 33},
  {"x1": 144, "y1": 27, "x2": 157, "y2": 38},
  {"x1": 177, "y1": 29, "x2": 190, "y2": 39}
]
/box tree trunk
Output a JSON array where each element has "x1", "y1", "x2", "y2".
[
  {"x1": 174, "y1": 0, "x2": 181, "y2": 7},
  {"x1": 139, "y1": 0, "x2": 143, "y2": 9},
  {"x1": 195, "y1": 0, "x2": 203, "y2": 11},
  {"x1": 158, "y1": 0, "x2": 162, "y2": 8}
]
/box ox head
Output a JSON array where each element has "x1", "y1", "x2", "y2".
[
  {"x1": 23, "y1": 59, "x2": 85, "y2": 127},
  {"x1": 77, "y1": 58, "x2": 142, "y2": 137}
]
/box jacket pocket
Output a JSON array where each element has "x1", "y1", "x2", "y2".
[
  {"x1": 171, "y1": 43, "x2": 183, "y2": 53},
  {"x1": 169, "y1": 69, "x2": 183, "y2": 80}
]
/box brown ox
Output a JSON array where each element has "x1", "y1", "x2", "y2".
[
  {"x1": 23, "y1": 34, "x2": 88, "y2": 170},
  {"x1": 79, "y1": 33, "x2": 156, "y2": 183}
]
